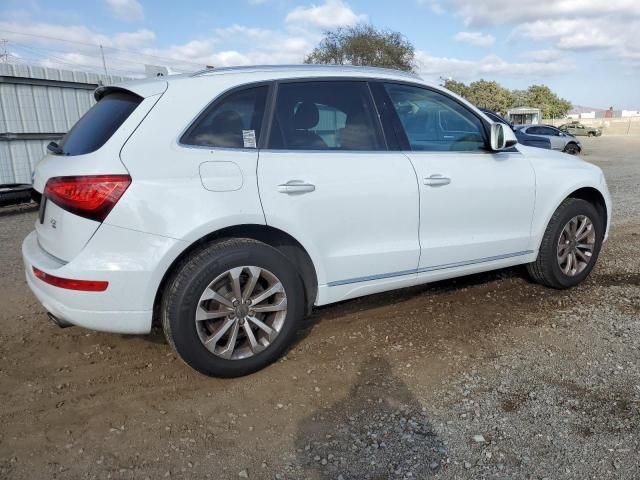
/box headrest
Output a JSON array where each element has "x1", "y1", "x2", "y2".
[
  {"x1": 210, "y1": 110, "x2": 244, "y2": 134},
  {"x1": 293, "y1": 102, "x2": 319, "y2": 130}
]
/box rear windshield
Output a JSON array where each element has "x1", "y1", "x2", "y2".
[{"x1": 57, "y1": 91, "x2": 142, "y2": 156}]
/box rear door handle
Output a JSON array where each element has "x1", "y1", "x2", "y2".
[
  {"x1": 277, "y1": 181, "x2": 316, "y2": 194},
  {"x1": 423, "y1": 175, "x2": 451, "y2": 187}
]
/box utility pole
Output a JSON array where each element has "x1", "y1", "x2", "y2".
[{"x1": 99, "y1": 45, "x2": 109, "y2": 76}]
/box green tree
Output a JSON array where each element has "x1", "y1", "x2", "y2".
[
  {"x1": 444, "y1": 79, "x2": 513, "y2": 114},
  {"x1": 304, "y1": 24, "x2": 415, "y2": 72},
  {"x1": 510, "y1": 89, "x2": 528, "y2": 108},
  {"x1": 443, "y1": 78, "x2": 468, "y2": 97},
  {"x1": 522, "y1": 84, "x2": 572, "y2": 118},
  {"x1": 442, "y1": 79, "x2": 572, "y2": 118},
  {"x1": 464, "y1": 79, "x2": 514, "y2": 115}
]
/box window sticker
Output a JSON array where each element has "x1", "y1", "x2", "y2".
[{"x1": 242, "y1": 130, "x2": 257, "y2": 148}]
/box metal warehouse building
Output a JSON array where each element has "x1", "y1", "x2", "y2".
[
  {"x1": 506, "y1": 107, "x2": 541, "y2": 126},
  {"x1": 0, "y1": 64, "x2": 129, "y2": 184}
]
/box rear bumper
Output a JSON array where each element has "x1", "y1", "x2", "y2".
[
  {"x1": 22, "y1": 226, "x2": 187, "y2": 334},
  {"x1": 25, "y1": 268, "x2": 152, "y2": 333}
]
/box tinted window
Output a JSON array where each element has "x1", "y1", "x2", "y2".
[
  {"x1": 384, "y1": 84, "x2": 485, "y2": 151},
  {"x1": 268, "y1": 81, "x2": 384, "y2": 150},
  {"x1": 182, "y1": 86, "x2": 268, "y2": 148},
  {"x1": 538, "y1": 127, "x2": 559, "y2": 136},
  {"x1": 58, "y1": 91, "x2": 141, "y2": 156},
  {"x1": 527, "y1": 126, "x2": 541, "y2": 134}
]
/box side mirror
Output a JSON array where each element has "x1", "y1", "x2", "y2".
[{"x1": 490, "y1": 122, "x2": 517, "y2": 151}]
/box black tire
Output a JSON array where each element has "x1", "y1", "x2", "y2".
[
  {"x1": 563, "y1": 143, "x2": 580, "y2": 155},
  {"x1": 527, "y1": 198, "x2": 604, "y2": 289},
  {"x1": 161, "y1": 238, "x2": 305, "y2": 377}
]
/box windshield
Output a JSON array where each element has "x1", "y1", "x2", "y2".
[{"x1": 57, "y1": 91, "x2": 142, "y2": 156}]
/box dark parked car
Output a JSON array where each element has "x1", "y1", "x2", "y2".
[
  {"x1": 0, "y1": 184, "x2": 34, "y2": 207},
  {"x1": 480, "y1": 109, "x2": 551, "y2": 150}
]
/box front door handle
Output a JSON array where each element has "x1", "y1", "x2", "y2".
[
  {"x1": 277, "y1": 180, "x2": 316, "y2": 194},
  {"x1": 423, "y1": 175, "x2": 451, "y2": 187}
]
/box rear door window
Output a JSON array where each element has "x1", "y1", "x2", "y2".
[
  {"x1": 539, "y1": 127, "x2": 559, "y2": 136},
  {"x1": 268, "y1": 81, "x2": 385, "y2": 151},
  {"x1": 181, "y1": 86, "x2": 268, "y2": 148},
  {"x1": 58, "y1": 91, "x2": 142, "y2": 156}
]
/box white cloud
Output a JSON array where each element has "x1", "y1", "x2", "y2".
[
  {"x1": 442, "y1": 0, "x2": 640, "y2": 66},
  {"x1": 285, "y1": 0, "x2": 367, "y2": 29},
  {"x1": 105, "y1": 0, "x2": 144, "y2": 22},
  {"x1": 1, "y1": 17, "x2": 317, "y2": 75},
  {"x1": 214, "y1": 24, "x2": 276, "y2": 41},
  {"x1": 522, "y1": 49, "x2": 562, "y2": 62},
  {"x1": 453, "y1": 31, "x2": 495, "y2": 47},
  {"x1": 517, "y1": 18, "x2": 624, "y2": 49},
  {"x1": 114, "y1": 29, "x2": 155, "y2": 49},
  {"x1": 417, "y1": 1, "x2": 445, "y2": 14},
  {"x1": 446, "y1": 0, "x2": 640, "y2": 26},
  {"x1": 0, "y1": 21, "x2": 111, "y2": 47},
  {"x1": 415, "y1": 51, "x2": 569, "y2": 81}
]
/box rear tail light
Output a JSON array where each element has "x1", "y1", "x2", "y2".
[
  {"x1": 32, "y1": 267, "x2": 108, "y2": 291},
  {"x1": 44, "y1": 175, "x2": 131, "y2": 222}
]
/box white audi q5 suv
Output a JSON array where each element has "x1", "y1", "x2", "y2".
[{"x1": 23, "y1": 65, "x2": 611, "y2": 377}]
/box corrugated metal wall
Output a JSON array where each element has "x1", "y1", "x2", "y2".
[{"x1": 0, "y1": 64, "x2": 131, "y2": 184}]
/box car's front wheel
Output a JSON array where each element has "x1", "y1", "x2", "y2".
[
  {"x1": 527, "y1": 198, "x2": 604, "y2": 289},
  {"x1": 161, "y1": 238, "x2": 305, "y2": 377}
]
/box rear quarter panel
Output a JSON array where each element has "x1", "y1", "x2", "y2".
[{"x1": 109, "y1": 76, "x2": 267, "y2": 241}]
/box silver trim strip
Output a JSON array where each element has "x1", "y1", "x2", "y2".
[
  {"x1": 327, "y1": 250, "x2": 534, "y2": 287},
  {"x1": 190, "y1": 64, "x2": 423, "y2": 80}
]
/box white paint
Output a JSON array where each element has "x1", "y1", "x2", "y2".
[
  {"x1": 199, "y1": 161, "x2": 243, "y2": 192},
  {"x1": 22, "y1": 65, "x2": 612, "y2": 335}
]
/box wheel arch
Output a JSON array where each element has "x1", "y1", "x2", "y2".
[
  {"x1": 152, "y1": 224, "x2": 319, "y2": 325},
  {"x1": 566, "y1": 186, "x2": 608, "y2": 230},
  {"x1": 532, "y1": 184, "x2": 609, "y2": 253}
]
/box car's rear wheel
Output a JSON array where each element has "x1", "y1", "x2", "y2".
[
  {"x1": 161, "y1": 238, "x2": 305, "y2": 377},
  {"x1": 527, "y1": 198, "x2": 603, "y2": 289},
  {"x1": 563, "y1": 143, "x2": 580, "y2": 155}
]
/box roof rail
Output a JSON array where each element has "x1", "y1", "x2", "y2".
[{"x1": 190, "y1": 64, "x2": 422, "y2": 80}]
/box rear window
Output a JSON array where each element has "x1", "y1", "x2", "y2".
[
  {"x1": 57, "y1": 91, "x2": 142, "y2": 156},
  {"x1": 180, "y1": 86, "x2": 269, "y2": 148}
]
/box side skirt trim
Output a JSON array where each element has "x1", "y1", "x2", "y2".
[{"x1": 327, "y1": 250, "x2": 534, "y2": 287}]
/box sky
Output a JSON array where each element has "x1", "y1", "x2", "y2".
[{"x1": 1, "y1": 0, "x2": 639, "y2": 109}]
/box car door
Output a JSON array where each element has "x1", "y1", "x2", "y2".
[
  {"x1": 538, "y1": 126, "x2": 565, "y2": 150},
  {"x1": 380, "y1": 82, "x2": 536, "y2": 271},
  {"x1": 258, "y1": 79, "x2": 420, "y2": 292}
]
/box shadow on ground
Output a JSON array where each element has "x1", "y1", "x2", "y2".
[{"x1": 295, "y1": 356, "x2": 447, "y2": 479}]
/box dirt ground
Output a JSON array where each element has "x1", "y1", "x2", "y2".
[{"x1": 1, "y1": 137, "x2": 639, "y2": 480}]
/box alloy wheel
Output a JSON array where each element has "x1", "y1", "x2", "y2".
[
  {"x1": 195, "y1": 266, "x2": 287, "y2": 360},
  {"x1": 557, "y1": 215, "x2": 596, "y2": 276}
]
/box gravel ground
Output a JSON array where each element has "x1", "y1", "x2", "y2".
[{"x1": 0, "y1": 136, "x2": 638, "y2": 479}]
